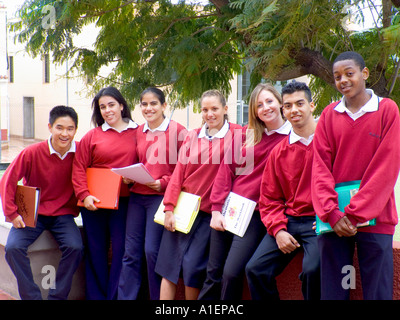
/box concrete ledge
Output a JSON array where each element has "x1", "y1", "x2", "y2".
[{"x1": 0, "y1": 217, "x2": 85, "y2": 300}]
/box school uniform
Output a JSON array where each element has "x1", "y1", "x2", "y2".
[
  {"x1": 155, "y1": 121, "x2": 242, "y2": 289},
  {"x1": 245, "y1": 132, "x2": 320, "y2": 300},
  {"x1": 118, "y1": 118, "x2": 187, "y2": 300},
  {"x1": 1, "y1": 138, "x2": 83, "y2": 300},
  {"x1": 312, "y1": 90, "x2": 400, "y2": 299},
  {"x1": 72, "y1": 120, "x2": 138, "y2": 300},
  {"x1": 199, "y1": 121, "x2": 291, "y2": 300}
]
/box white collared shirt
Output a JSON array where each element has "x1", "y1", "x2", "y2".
[
  {"x1": 101, "y1": 119, "x2": 138, "y2": 132},
  {"x1": 198, "y1": 120, "x2": 230, "y2": 140},
  {"x1": 264, "y1": 120, "x2": 292, "y2": 136},
  {"x1": 289, "y1": 130, "x2": 314, "y2": 146},
  {"x1": 48, "y1": 136, "x2": 76, "y2": 160},
  {"x1": 334, "y1": 89, "x2": 380, "y2": 121},
  {"x1": 143, "y1": 117, "x2": 170, "y2": 133}
]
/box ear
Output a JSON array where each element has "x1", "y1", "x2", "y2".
[
  {"x1": 224, "y1": 105, "x2": 228, "y2": 114},
  {"x1": 309, "y1": 101, "x2": 316, "y2": 114},
  {"x1": 48, "y1": 123, "x2": 52, "y2": 132},
  {"x1": 362, "y1": 67, "x2": 369, "y2": 81}
]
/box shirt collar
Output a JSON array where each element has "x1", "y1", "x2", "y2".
[
  {"x1": 143, "y1": 117, "x2": 170, "y2": 133},
  {"x1": 101, "y1": 119, "x2": 138, "y2": 132},
  {"x1": 334, "y1": 89, "x2": 379, "y2": 115},
  {"x1": 264, "y1": 120, "x2": 292, "y2": 136},
  {"x1": 48, "y1": 136, "x2": 76, "y2": 160},
  {"x1": 198, "y1": 120, "x2": 230, "y2": 140},
  {"x1": 289, "y1": 130, "x2": 314, "y2": 146}
]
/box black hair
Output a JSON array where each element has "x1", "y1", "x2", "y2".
[
  {"x1": 140, "y1": 87, "x2": 166, "y2": 105},
  {"x1": 333, "y1": 51, "x2": 366, "y2": 71},
  {"x1": 281, "y1": 81, "x2": 312, "y2": 102},
  {"x1": 91, "y1": 86, "x2": 132, "y2": 127},
  {"x1": 49, "y1": 105, "x2": 78, "y2": 128}
]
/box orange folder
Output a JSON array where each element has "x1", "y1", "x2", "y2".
[
  {"x1": 77, "y1": 168, "x2": 122, "y2": 210},
  {"x1": 15, "y1": 185, "x2": 41, "y2": 228}
]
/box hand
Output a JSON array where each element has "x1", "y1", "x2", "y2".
[
  {"x1": 275, "y1": 230, "x2": 300, "y2": 254},
  {"x1": 83, "y1": 195, "x2": 100, "y2": 211},
  {"x1": 210, "y1": 211, "x2": 226, "y2": 231},
  {"x1": 164, "y1": 211, "x2": 176, "y2": 232},
  {"x1": 333, "y1": 216, "x2": 357, "y2": 237},
  {"x1": 11, "y1": 215, "x2": 25, "y2": 229},
  {"x1": 146, "y1": 180, "x2": 162, "y2": 192},
  {"x1": 122, "y1": 177, "x2": 134, "y2": 184}
]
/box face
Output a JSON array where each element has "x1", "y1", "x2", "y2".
[
  {"x1": 201, "y1": 96, "x2": 228, "y2": 133},
  {"x1": 282, "y1": 91, "x2": 315, "y2": 129},
  {"x1": 140, "y1": 92, "x2": 166, "y2": 127},
  {"x1": 333, "y1": 59, "x2": 369, "y2": 99},
  {"x1": 48, "y1": 116, "x2": 77, "y2": 155},
  {"x1": 256, "y1": 89, "x2": 282, "y2": 128},
  {"x1": 99, "y1": 95, "x2": 124, "y2": 127}
]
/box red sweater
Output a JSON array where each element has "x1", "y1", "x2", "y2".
[
  {"x1": 163, "y1": 122, "x2": 242, "y2": 214},
  {"x1": 72, "y1": 126, "x2": 138, "y2": 201},
  {"x1": 0, "y1": 141, "x2": 79, "y2": 222},
  {"x1": 312, "y1": 98, "x2": 400, "y2": 235},
  {"x1": 211, "y1": 127, "x2": 289, "y2": 212},
  {"x1": 259, "y1": 137, "x2": 315, "y2": 237},
  {"x1": 130, "y1": 120, "x2": 188, "y2": 195}
]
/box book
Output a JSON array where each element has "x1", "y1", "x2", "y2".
[
  {"x1": 77, "y1": 168, "x2": 122, "y2": 210},
  {"x1": 316, "y1": 180, "x2": 376, "y2": 235},
  {"x1": 221, "y1": 192, "x2": 257, "y2": 237},
  {"x1": 154, "y1": 191, "x2": 201, "y2": 234},
  {"x1": 15, "y1": 185, "x2": 40, "y2": 228},
  {"x1": 111, "y1": 163, "x2": 156, "y2": 185}
]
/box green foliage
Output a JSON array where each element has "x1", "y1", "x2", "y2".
[{"x1": 10, "y1": 0, "x2": 400, "y2": 112}]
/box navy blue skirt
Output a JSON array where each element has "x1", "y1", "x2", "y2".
[{"x1": 155, "y1": 210, "x2": 211, "y2": 289}]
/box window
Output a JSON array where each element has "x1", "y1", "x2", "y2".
[
  {"x1": 43, "y1": 54, "x2": 50, "y2": 83},
  {"x1": 236, "y1": 67, "x2": 251, "y2": 126}
]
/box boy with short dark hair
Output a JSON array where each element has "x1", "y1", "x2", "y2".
[
  {"x1": 0, "y1": 105, "x2": 84, "y2": 300},
  {"x1": 245, "y1": 82, "x2": 320, "y2": 300},
  {"x1": 312, "y1": 51, "x2": 400, "y2": 299}
]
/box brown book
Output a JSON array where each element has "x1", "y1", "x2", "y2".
[
  {"x1": 77, "y1": 168, "x2": 122, "y2": 210},
  {"x1": 15, "y1": 185, "x2": 41, "y2": 228}
]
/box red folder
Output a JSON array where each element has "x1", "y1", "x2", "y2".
[{"x1": 77, "y1": 168, "x2": 122, "y2": 210}]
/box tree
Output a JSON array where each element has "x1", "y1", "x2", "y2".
[{"x1": 10, "y1": 0, "x2": 400, "y2": 114}]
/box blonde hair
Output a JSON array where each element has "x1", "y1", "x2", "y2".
[{"x1": 246, "y1": 83, "x2": 283, "y2": 146}]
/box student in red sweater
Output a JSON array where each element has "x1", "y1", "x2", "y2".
[
  {"x1": 118, "y1": 87, "x2": 187, "y2": 300},
  {"x1": 72, "y1": 87, "x2": 138, "y2": 300},
  {"x1": 312, "y1": 51, "x2": 400, "y2": 300},
  {"x1": 1, "y1": 106, "x2": 83, "y2": 300},
  {"x1": 245, "y1": 81, "x2": 320, "y2": 300},
  {"x1": 155, "y1": 90, "x2": 242, "y2": 300},
  {"x1": 198, "y1": 83, "x2": 291, "y2": 300}
]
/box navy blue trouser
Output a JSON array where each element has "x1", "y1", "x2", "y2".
[
  {"x1": 118, "y1": 193, "x2": 164, "y2": 300},
  {"x1": 198, "y1": 212, "x2": 266, "y2": 300},
  {"x1": 318, "y1": 231, "x2": 393, "y2": 300},
  {"x1": 5, "y1": 214, "x2": 84, "y2": 300},
  {"x1": 81, "y1": 196, "x2": 128, "y2": 300},
  {"x1": 245, "y1": 216, "x2": 320, "y2": 300}
]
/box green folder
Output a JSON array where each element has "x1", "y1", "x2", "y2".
[{"x1": 315, "y1": 180, "x2": 376, "y2": 235}]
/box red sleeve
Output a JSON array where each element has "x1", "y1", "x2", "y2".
[
  {"x1": 311, "y1": 107, "x2": 343, "y2": 227},
  {"x1": 259, "y1": 147, "x2": 287, "y2": 237},
  {"x1": 346, "y1": 100, "x2": 400, "y2": 225},
  {"x1": 72, "y1": 131, "x2": 94, "y2": 202},
  {"x1": 0, "y1": 149, "x2": 32, "y2": 222},
  {"x1": 210, "y1": 160, "x2": 235, "y2": 212}
]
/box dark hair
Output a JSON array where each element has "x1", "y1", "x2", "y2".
[
  {"x1": 333, "y1": 51, "x2": 366, "y2": 71},
  {"x1": 49, "y1": 105, "x2": 78, "y2": 128},
  {"x1": 140, "y1": 87, "x2": 166, "y2": 105},
  {"x1": 91, "y1": 86, "x2": 132, "y2": 127},
  {"x1": 281, "y1": 81, "x2": 312, "y2": 102}
]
